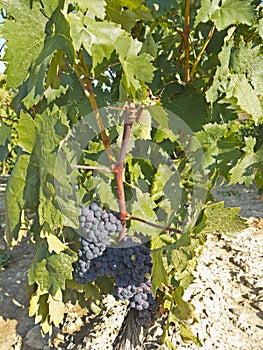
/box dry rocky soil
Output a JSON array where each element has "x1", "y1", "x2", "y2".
[{"x1": 0, "y1": 176, "x2": 262, "y2": 350}]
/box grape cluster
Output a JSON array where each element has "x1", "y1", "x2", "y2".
[
  {"x1": 76, "y1": 202, "x2": 123, "y2": 279},
  {"x1": 75, "y1": 212, "x2": 158, "y2": 327}
]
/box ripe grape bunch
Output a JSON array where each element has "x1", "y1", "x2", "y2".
[
  {"x1": 76, "y1": 202, "x2": 123, "y2": 276},
  {"x1": 75, "y1": 202, "x2": 158, "y2": 327}
]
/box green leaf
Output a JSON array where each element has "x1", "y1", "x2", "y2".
[
  {"x1": 151, "y1": 164, "x2": 174, "y2": 201},
  {"x1": 0, "y1": 122, "x2": 11, "y2": 145},
  {"x1": 175, "y1": 232, "x2": 191, "y2": 249},
  {"x1": 46, "y1": 50, "x2": 69, "y2": 90},
  {"x1": 225, "y1": 75, "x2": 263, "y2": 122},
  {"x1": 168, "y1": 247, "x2": 192, "y2": 273},
  {"x1": 132, "y1": 109, "x2": 152, "y2": 140},
  {"x1": 151, "y1": 248, "x2": 168, "y2": 295},
  {"x1": 178, "y1": 323, "x2": 202, "y2": 346},
  {"x1": 5, "y1": 154, "x2": 39, "y2": 245},
  {"x1": 141, "y1": 33, "x2": 157, "y2": 58},
  {"x1": 163, "y1": 84, "x2": 209, "y2": 132},
  {"x1": 206, "y1": 37, "x2": 234, "y2": 103},
  {"x1": 147, "y1": 105, "x2": 169, "y2": 134},
  {"x1": 196, "y1": 0, "x2": 255, "y2": 31},
  {"x1": 106, "y1": 0, "x2": 152, "y2": 32},
  {"x1": 0, "y1": 0, "x2": 58, "y2": 88},
  {"x1": 229, "y1": 137, "x2": 261, "y2": 186},
  {"x1": 33, "y1": 107, "x2": 79, "y2": 228},
  {"x1": 130, "y1": 187, "x2": 157, "y2": 234},
  {"x1": 93, "y1": 177, "x2": 119, "y2": 211},
  {"x1": 78, "y1": 0, "x2": 106, "y2": 19},
  {"x1": 67, "y1": 13, "x2": 124, "y2": 69},
  {"x1": 28, "y1": 255, "x2": 50, "y2": 294},
  {"x1": 16, "y1": 111, "x2": 37, "y2": 153},
  {"x1": 23, "y1": 2, "x2": 75, "y2": 108},
  {"x1": 83, "y1": 283, "x2": 102, "y2": 301},
  {"x1": 203, "y1": 202, "x2": 247, "y2": 237},
  {"x1": 115, "y1": 33, "x2": 155, "y2": 92},
  {"x1": 212, "y1": 0, "x2": 255, "y2": 30},
  {"x1": 172, "y1": 286, "x2": 192, "y2": 321},
  {"x1": 229, "y1": 41, "x2": 263, "y2": 94},
  {"x1": 28, "y1": 240, "x2": 77, "y2": 295}
]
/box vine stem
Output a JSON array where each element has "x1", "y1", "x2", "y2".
[
  {"x1": 128, "y1": 215, "x2": 182, "y2": 234},
  {"x1": 183, "y1": 0, "x2": 191, "y2": 82},
  {"x1": 73, "y1": 51, "x2": 136, "y2": 241},
  {"x1": 114, "y1": 118, "x2": 134, "y2": 240},
  {"x1": 190, "y1": 23, "x2": 216, "y2": 79},
  {"x1": 74, "y1": 50, "x2": 116, "y2": 165}
]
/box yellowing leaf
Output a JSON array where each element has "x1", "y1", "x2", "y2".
[
  {"x1": 48, "y1": 290, "x2": 65, "y2": 327},
  {"x1": 203, "y1": 202, "x2": 247, "y2": 237},
  {"x1": 46, "y1": 234, "x2": 67, "y2": 254}
]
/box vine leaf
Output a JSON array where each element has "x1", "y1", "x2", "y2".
[
  {"x1": 115, "y1": 33, "x2": 155, "y2": 94},
  {"x1": 106, "y1": 0, "x2": 152, "y2": 31},
  {"x1": 77, "y1": 0, "x2": 107, "y2": 19},
  {"x1": 93, "y1": 177, "x2": 119, "y2": 212},
  {"x1": 16, "y1": 111, "x2": 37, "y2": 153},
  {"x1": 229, "y1": 41, "x2": 263, "y2": 95},
  {"x1": 48, "y1": 289, "x2": 65, "y2": 328},
  {"x1": 225, "y1": 75, "x2": 262, "y2": 122},
  {"x1": 172, "y1": 286, "x2": 192, "y2": 321},
  {"x1": 206, "y1": 38, "x2": 263, "y2": 122},
  {"x1": 205, "y1": 37, "x2": 233, "y2": 103},
  {"x1": 230, "y1": 137, "x2": 262, "y2": 186},
  {"x1": 30, "y1": 289, "x2": 65, "y2": 332},
  {"x1": 0, "y1": 122, "x2": 11, "y2": 145},
  {"x1": 0, "y1": 0, "x2": 54, "y2": 88},
  {"x1": 5, "y1": 154, "x2": 39, "y2": 245},
  {"x1": 162, "y1": 84, "x2": 209, "y2": 132},
  {"x1": 196, "y1": 0, "x2": 255, "y2": 31},
  {"x1": 46, "y1": 234, "x2": 68, "y2": 254},
  {"x1": 0, "y1": 122, "x2": 11, "y2": 162},
  {"x1": 28, "y1": 240, "x2": 77, "y2": 296},
  {"x1": 203, "y1": 202, "x2": 247, "y2": 237},
  {"x1": 67, "y1": 13, "x2": 124, "y2": 69},
  {"x1": 151, "y1": 248, "x2": 168, "y2": 295},
  {"x1": 29, "y1": 293, "x2": 49, "y2": 329},
  {"x1": 33, "y1": 107, "x2": 79, "y2": 229},
  {"x1": 23, "y1": 2, "x2": 75, "y2": 108},
  {"x1": 178, "y1": 322, "x2": 202, "y2": 346},
  {"x1": 130, "y1": 187, "x2": 159, "y2": 235}
]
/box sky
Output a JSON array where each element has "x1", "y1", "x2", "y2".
[{"x1": 0, "y1": 14, "x2": 5, "y2": 74}]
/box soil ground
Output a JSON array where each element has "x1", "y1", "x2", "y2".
[{"x1": 0, "y1": 177, "x2": 262, "y2": 350}]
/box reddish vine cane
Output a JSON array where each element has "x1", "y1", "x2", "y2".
[
  {"x1": 73, "y1": 56, "x2": 181, "y2": 238},
  {"x1": 111, "y1": 103, "x2": 145, "y2": 240}
]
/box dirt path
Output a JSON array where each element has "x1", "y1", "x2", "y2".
[{"x1": 0, "y1": 179, "x2": 262, "y2": 350}]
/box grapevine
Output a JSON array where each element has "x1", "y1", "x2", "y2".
[{"x1": 0, "y1": 0, "x2": 262, "y2": 349}]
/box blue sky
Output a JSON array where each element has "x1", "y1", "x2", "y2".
[{"x1": 0, "y1": 14, "x2": 5, "y2": 73}]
